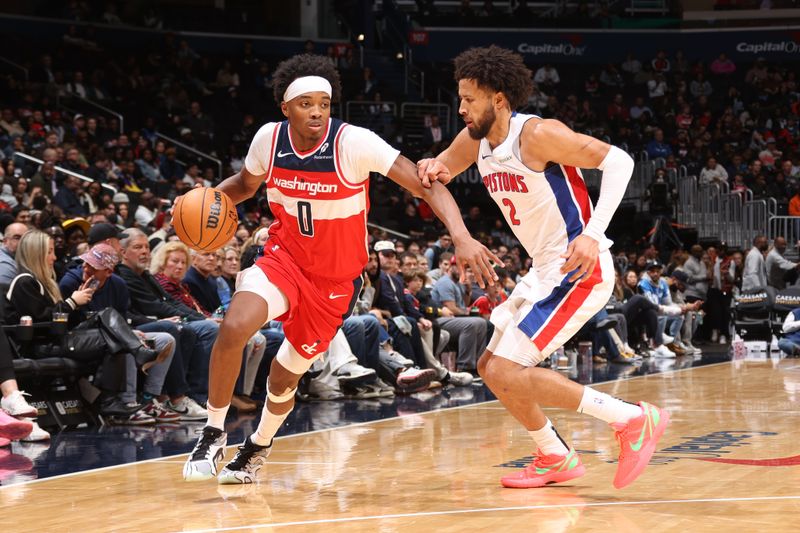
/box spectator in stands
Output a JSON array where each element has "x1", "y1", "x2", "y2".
[
  {"x1": 53, "y1": 175, "x2": 88, "y2": 217},
  {"x1": 0, "y1": 222, "x2": 27, "y2": 285},
  {"x1": 117, "y1": 229, "x2": 218, "y2": 404},
  {"x1": 646, "y1": 129, "x2": 672, "y2": 160},
  {"x1": 6, "y1": 230, "x2": 157, "y2": 418},
  {"x1": 431, "y1": 256, "x2": 488, "y2": 373},
  {"x1": 683, "y1": 244, "x2": 711, "y2": 306},
  {"x1": 690, "y1": 72, "x2": 713, "y2": 99},
  {"x1": 134, "y1": 191, "x2": 159, "y2": 230},
  {"x1": 710, "y1": 53, "x2": 736, "y2": 76},
  {"x1": 699, "y1": 157, "x2": 729, "y2": 186},
  {"x1": 637, "y1": 261, "x2": 681, "y2": 358},
  {"x1": 766, "y1": 236, "x2": 799, "y2": 290},
  {"x1": 778, "y1": 305, "x2": 800, "y2": 357},
  {"x1": 373, "y1": 241, "x2": 429, "y2": 368},
  {"x1": 742, "y1": 235, "x2": 769, "y2": 292},
  {"x1": 428, "y1": 251, "x2": 453, "y2": 284},
  {"x1": 629, "y1": 97, "x2": 653, "y2": 121},
  {"x1": 424, "y1": 231, "x2": 453, "y2": 270},
  {"x1": 161, "y1": 245, "x2": 263, "y2": 411},
  {"x1": 533, "y1": 64, "x2": 560, "y2": 89},
  {"x1": 647, "y1": 73, "x2": 667, "y2": 101},
  {"x1": 789, "y1": 187, "x2": 800, "y2": 217},
  {"x1": 651, "y1": 50, "x2": 670, "y2": 73},
  {"x1": 0, "y1": 295, "x2": 49, "y2": 442},
  {"x1": 471, "y1": 280, "x2": 506, "y2": 320},
  {"x1": 422, "y1": 115, "x2": 447, "y2": 154}
]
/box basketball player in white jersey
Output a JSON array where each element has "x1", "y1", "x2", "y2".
[{"x1": 418, "y1": 46, "x2": 670, "y2": 489}]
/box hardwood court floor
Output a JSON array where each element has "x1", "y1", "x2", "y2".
[{"x1": 3, "y1": 358, "x2": 800, "y2": 532}]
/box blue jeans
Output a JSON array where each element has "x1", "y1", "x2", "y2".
[
  {"x1": 182, "y1": 319, "x2": 219, "y2": 401},
  {"x1": 778, "y1": 338, "x2": 800, "y2": 356},
  {"x1": 342, "y1": 314, "x2": 381, "y2": 370}
]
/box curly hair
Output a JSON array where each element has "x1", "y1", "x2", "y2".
[
  {"x1": 453, "y1": 46, "x2": 533, "y2": 109},
  {"x1": 272, "y1": 54, "x2": 342, "y2": 105}
]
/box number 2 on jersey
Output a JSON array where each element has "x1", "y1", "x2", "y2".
[
  {"x1": 501, "y1": 198, "x2": 521, "y2": 226},
  {"x1": 297, "y1": 201, "x2": 314, "y2": 236}
]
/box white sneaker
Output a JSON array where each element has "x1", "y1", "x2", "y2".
[
  {"x1": 396, "y1": 367, "x2": 436, "y2": 393},
  {"x1": 183, "y1": 426, "x2": 227, "y2": 481},
  {"x1": 681, "y1": 341, "x2": 701, "y2": 355},
  {"x1": 20, "y1": 419, "x2": 50, "y2": 442},
  {"x1": 718, "y1": 335, "x2": 727, "y2": 345},
  {"x1": 300, "y1": 378, "x2": 344, "y2": 401},
  {"x1": 653, "y1": 344, "x2": 677, "y2": 358},
  {"x1": 335, "y1": 362, "x2": 376, "y2": 385},
  {"x1": 1, "y1": 391, "x2": 38, "y2": 418},
  {"x1": 386, "y1": 350, "x2": 415, "y2": 367},
  {"x1": 662, "y1": 333, "x2": 675, "y2": 344},
  {"x1": 445, "y1": 371, "x2": 474, "y2": 387},
  {"x1": 711, "y1": 329, "x2": 719, "y2": 343},
  {"x1": 166, "y1": 397, "x2": 208, "y2": 421}
]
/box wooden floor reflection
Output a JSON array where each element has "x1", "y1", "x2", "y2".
[{"x1": 4, "y1": 358, "x2": 800, "y2": 532}]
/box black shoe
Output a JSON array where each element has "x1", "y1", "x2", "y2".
[
  {"x1": 132, "y1": 346, "x2": 160, "y2": 366},
  {"x1": 218, "y1": 437, "x2": 272, "y2": 484}
]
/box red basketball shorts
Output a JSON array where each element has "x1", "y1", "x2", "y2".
[{"x1": 253, "y1": 244, "x2": 363, "y2": 360}]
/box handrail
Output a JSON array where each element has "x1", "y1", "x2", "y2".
[
  {"x1": 61, "y1": 93, "x2": 124, "y2": 134},
  {"x1": 155, "y1": 133, "x2": 223, "y2": 182},
  {"x1": 13, "y1": 151, "x2": 117, "y2": 195},
  {"x1": 0, "y1": 55, "x2": 28, "y2": 81},
  {"x1": 367, "y1": 221, "x2": 409, "y2": 240}
]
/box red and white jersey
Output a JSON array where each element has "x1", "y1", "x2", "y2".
[
  {"x1": 245, "y1": 118, "x2": 399, "y2": 281},
  {"x1": 475, "y1": 112, "x2": 613, "y2": 280}
]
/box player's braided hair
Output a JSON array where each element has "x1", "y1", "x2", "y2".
[
  {"x1": 453, "y1": 46, "x2": 533, "y2": 110},
  {"x1": 272, "y1": 54, "x2": 342, "y2": 106}
]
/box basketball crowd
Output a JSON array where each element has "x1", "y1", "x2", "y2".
[{"x1": 1, "y1": 18, "x2": 800, "y2": 452}]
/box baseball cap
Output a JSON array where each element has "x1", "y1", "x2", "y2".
[
  {"x1": 671, "y1": 270, "x2": 689, "y2": 283},
  {"x1": 88, "y1": 223, "x2": 123, "y2": 245},
  {"x1": 374, "y1": 240, "x2": 396, "y2": 254},
  {"x1": 80, "y1": 243, "x2": 119, "y2": 271},
  {"x1": 62, "y1": 217, "x2": 90, "y2": 235},
  {"x1": 645, "y1": 260, "x2": 663, "y2": 271}
]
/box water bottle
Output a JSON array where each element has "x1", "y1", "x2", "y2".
[{"x1": 212, "y1": 306, "x2": 225, "y2": 319}]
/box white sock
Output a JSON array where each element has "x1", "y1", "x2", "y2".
[
  {"x1": 528, "y1": 418, "x2": 570, "y2": 456},
  {"x1": 206, "y1": 402, "x2": 230, "y2": 431},
  {"x1": 251, "y1": 401, "x2": 292, "y2": 446},
  {"x1": 577, "y1": 387, "x2": 643, "y2": 425}
]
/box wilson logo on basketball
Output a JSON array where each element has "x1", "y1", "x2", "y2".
[{"x1": 206, "y1": 191, "x2": 223, "y2": 229}]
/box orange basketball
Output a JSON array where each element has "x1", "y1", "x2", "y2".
[{"x1": 172, "y1": 187, "x2": 238, "y2": 252}]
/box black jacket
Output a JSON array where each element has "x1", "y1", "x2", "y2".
[
  {"x1": 5, "y1": 272, "x2": 75, "y2": 324},
  {"x1": 115, "y1": 264, "x2": 205, "y2": 321}
]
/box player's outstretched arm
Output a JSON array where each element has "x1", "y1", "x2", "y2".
[
  {"x1": 523, "y1": 119, "x2": 634, "y2": 282},
  {"x1": 216, "y1": 168, "x2": 266, "y2": 205},
  {"x1": 417, "y1": 128, "x2": 480, "y2": 188},
  {"x1": 387, "y1": 154, "x2": 501, "y2": 288}
]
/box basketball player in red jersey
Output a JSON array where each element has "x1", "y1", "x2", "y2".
[
  {"x1": 183, "y1": 54, "x2": 500, "y2": 484},
  {"x1": 418, "y1": 46, "x2": 669, "y2": 489}
]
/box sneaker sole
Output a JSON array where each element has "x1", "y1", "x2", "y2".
[
  {"x1": 501, "y1": 464, "x2": 586, "y2": 488},
  {"x1": 613, "y1": 409, "x2": 671, "y2": 489},
  {"x1": 397, "y1": 369, "x2": 436, "y2": 390},
  {"x1": 183, "y1": 447, "x2": 226, "y2": 482}
]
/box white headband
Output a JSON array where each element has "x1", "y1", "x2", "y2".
[{"x1": 283, "y1": 76, "x2": 332, "y2": 102}]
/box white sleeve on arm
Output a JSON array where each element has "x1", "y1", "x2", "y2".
[
  {"x1": 582, "y1": 145, "x2": 634, "y2": 243},
  {"x1": 783, "y1": 311, "x2": 800, "y2": 334},
  {"x1": 244, "y1": 123, "x2": 278, "y2": 176},
  {"x1": 338, "y1": 126, "x2": 400, "y2": 184}
]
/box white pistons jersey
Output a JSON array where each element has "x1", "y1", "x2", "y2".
[{"x1": 475, "y1": 112, "x2": 612, "y2": 278}]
